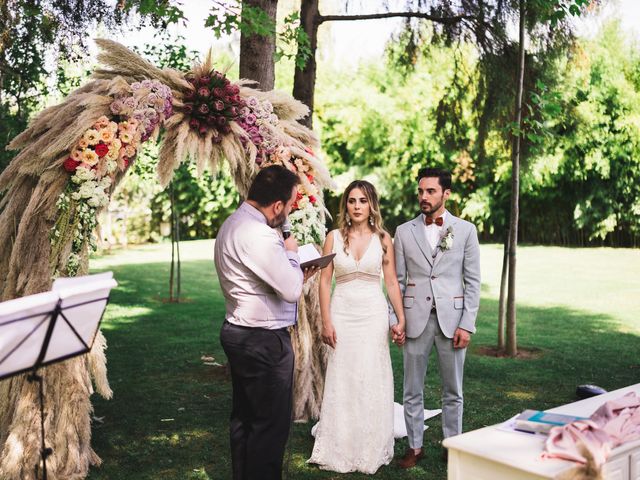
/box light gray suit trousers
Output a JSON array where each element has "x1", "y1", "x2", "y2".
[{"x1": 392, "y1": 211, "x2": 481, "y2": 449}]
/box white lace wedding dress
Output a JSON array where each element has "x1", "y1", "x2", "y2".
[{"x1": 308, "y1": 230, "x2": 394, "y2": 474}]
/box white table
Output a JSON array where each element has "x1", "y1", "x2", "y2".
[{"x1": 443, "y1": 384, "x2": 640, "y2": 480}]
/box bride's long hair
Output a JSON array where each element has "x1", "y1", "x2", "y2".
[{"x1": 338, "y1": 180, "x2": 388, "y2": 262}]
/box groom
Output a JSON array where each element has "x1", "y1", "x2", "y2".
[{"x1": 393, "y1": 167, "x2": 481, "y2": 467}]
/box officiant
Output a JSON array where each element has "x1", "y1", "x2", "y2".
[{"x1": 214, "y1": 165, "x2": 317, "y2": 480}]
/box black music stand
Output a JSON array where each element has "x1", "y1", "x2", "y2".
[{"x1": 0, "y1": 272, "x2": 117, "y2": 480}]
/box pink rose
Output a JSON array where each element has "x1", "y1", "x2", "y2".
[
  {"x1": 197, "y1": 87, "x2": 210, "y2": 97},
  {"x1": 214, "y1": 100, "x2": 225, "y2": 111},
  {"x1": 213, "y1": 87, "x2": 224, "y2": 98}
]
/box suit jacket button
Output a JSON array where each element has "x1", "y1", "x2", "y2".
[
  {"x1": 431, "y1": 275, "x2": 436, "y2": 280},
  {"x1": 427, "y1": 296, "x2": 431, "y2": 301}
]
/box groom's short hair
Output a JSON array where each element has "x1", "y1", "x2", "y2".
[
  {"x1": 248, "y1": 165, "x2": 300, "y2": 206},
  {"x1": 417, "y1": 167, "x2": 452, "y2": 191}
]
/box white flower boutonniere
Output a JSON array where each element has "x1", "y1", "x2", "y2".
[{"x1": 438, "y1": 226, "x2": 454, "y2": 251}]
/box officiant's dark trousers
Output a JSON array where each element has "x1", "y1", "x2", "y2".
[{"x1": 220, "y1": 321, "x2": 294, "y2": 480}]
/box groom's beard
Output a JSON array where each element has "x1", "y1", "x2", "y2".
[
  {"x1": 420, "y1": 198, "x2": 443, "y2": 216},
  {"x1": 268, "y1": 211, "x2": 287, "y2": 229}
]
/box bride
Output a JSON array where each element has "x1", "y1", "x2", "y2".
[{"x1": 308, "y1": 180, "x2": 406, "y2": 474}]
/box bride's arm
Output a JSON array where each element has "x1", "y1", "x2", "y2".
[
  {"x1": 319, "y1": 231, "x2": 337, "y2": 349},
  {"x1": 381, "y1": 232, "x2": 406, "y2": 340}
]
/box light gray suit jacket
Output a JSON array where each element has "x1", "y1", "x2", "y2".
[{"x1": 393, "y1": 211, "x2": 481, "y2": 339}]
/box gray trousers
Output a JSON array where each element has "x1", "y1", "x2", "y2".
[{"x1": 403, "y1": 311, "x2": 466, "y2": 449}]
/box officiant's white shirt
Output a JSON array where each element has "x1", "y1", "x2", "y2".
[
  {"x1": 214, "y1": 202, "x2": 303, "y2": 329},
  {"x1": 422, "y1": 211, "x2": 448, "y2": 250}
]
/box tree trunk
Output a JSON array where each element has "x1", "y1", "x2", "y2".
[
  {"x1": 239, "y1": 0, "x2": 278, "y2": 90},
  {"x1": 169, "y1": 183, "x2": 175, "y2": 301},
  {"x1": 292, "y1": 0, "x2": 320, "y2": 128},
  {"x1": 506, "y1": 0, "x2": 526, "y2": 358},
  {"x1": 497, "y1": 229, "x2": 509, "y2": 350}
]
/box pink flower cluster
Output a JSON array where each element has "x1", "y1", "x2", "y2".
[
  {"x1": 261, "y1": 147, "x2": 319, "y2": 212},
  {"x1": 64, "y1": 79, "x2": 173, "y2": 179},
  {"x1": 183, "y1": 70, "x2": 243, "y2": 141},
  {"x1": 236, "y1": 96, "x2": 280, "y2": 163},
  {"x1": 63, "y1": 116, "x2": 141, "y2": 177},
  {"x1": 110, "y1": 79, "x2": 173, "y2": 142}
]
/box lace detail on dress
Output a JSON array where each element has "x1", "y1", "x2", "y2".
[{"x1": 308, "y1": 230, "x2": 394, "y2": 474}]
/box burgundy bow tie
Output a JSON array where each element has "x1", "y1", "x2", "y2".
[{"x1": 425, "y1": 216, "x2": 444, "y2": 226}]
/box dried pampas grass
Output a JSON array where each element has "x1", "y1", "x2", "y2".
[{"x1": 0, "y1": 38, "x2": 335, "y2": 478}]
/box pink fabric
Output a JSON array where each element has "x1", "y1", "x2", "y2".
[{"x1": 543, "y1": 391, "x2": 640, "y2": 468}]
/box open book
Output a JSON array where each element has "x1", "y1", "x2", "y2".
[{"x1": 298, "y1": 244, "x2": 336, "y2": 270}]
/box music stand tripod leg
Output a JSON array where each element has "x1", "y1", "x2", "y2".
[{"x1": 27, "y1": 370, "x2": 52, "y2": 480}]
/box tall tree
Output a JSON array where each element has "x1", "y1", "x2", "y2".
[
  {"x1": 292, "y1": 0, "x2": 477, "y2": 128},
  {"x1": 506, "y1": 0, "x2": 526, "y2": 357},
  {"x1": 239, "y1": 0, "x2": 279, "y2": 89}
]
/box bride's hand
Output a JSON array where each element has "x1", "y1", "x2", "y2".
[
  {"x1": 321, "y1": 323, "x2": 337, "y2": 349},
  {"x1": 391, "y1": 322, "x2": 406, "y2": 346}
]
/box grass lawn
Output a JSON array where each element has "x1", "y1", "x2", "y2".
[{"x1": 87, "y1": 241, "x2": 640, "y2": 479}]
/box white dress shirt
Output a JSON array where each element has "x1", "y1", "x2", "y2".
[
  {"x1": 214, "y1": 202, "x2": 303, "y2": 329},
  {"x1": 422, "y1": 211, "x2": 448, "y2": 251}
]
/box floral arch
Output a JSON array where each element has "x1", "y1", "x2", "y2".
[{"x1": 0, "y1": 39, "x2": 332, "y2": 480}]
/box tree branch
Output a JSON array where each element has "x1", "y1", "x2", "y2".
[{"x1": 318, "y1": 12, "x2": 475, "y2": 25}]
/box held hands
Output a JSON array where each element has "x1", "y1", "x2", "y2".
[
  {"x1": 453, "y1": 328, "x2": 471, "y2": 349},
  {"x1": 391, "y1": 322, "x2": 406, "y2": 346},
  {"x1": 321, "y1": 322, "x2": 337, "y2": 349}
]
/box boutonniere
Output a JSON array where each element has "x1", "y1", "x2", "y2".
[{"x1": 438, "y1": 226, "x2": 454, "y2": 251}]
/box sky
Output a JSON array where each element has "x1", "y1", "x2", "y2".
[{"x1": 105, "y1": 0, "x2": 640, "y2": 67}]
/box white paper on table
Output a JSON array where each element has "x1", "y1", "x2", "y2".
[{"x1": 496, "y1": 414, "x2": 548, "y2": 438}]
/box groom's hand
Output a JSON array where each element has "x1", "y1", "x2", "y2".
[
  {"x1": 453, "y1": 328, "x2": 470, "y2": 349},
  {"x1": 391, "y1": 325, "x2": 405, "y2": 346}
]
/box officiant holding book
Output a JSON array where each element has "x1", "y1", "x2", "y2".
[{"x1": 215, "y1": 165, "x2": 318, "y2": 480}]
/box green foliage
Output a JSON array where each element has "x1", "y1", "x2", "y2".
[
  {"x1": 148, "y1": 164, "x2": 238, "y2": 241},
  {"x1": 531, "y1": 0, "x2": 593, "y2": 25},
  {"x1": 205, "y1": 1, "x2": 311, "y2": 69},
  {"x1": 316, "y1": 20, "x2": 640, "y2": 246}
]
